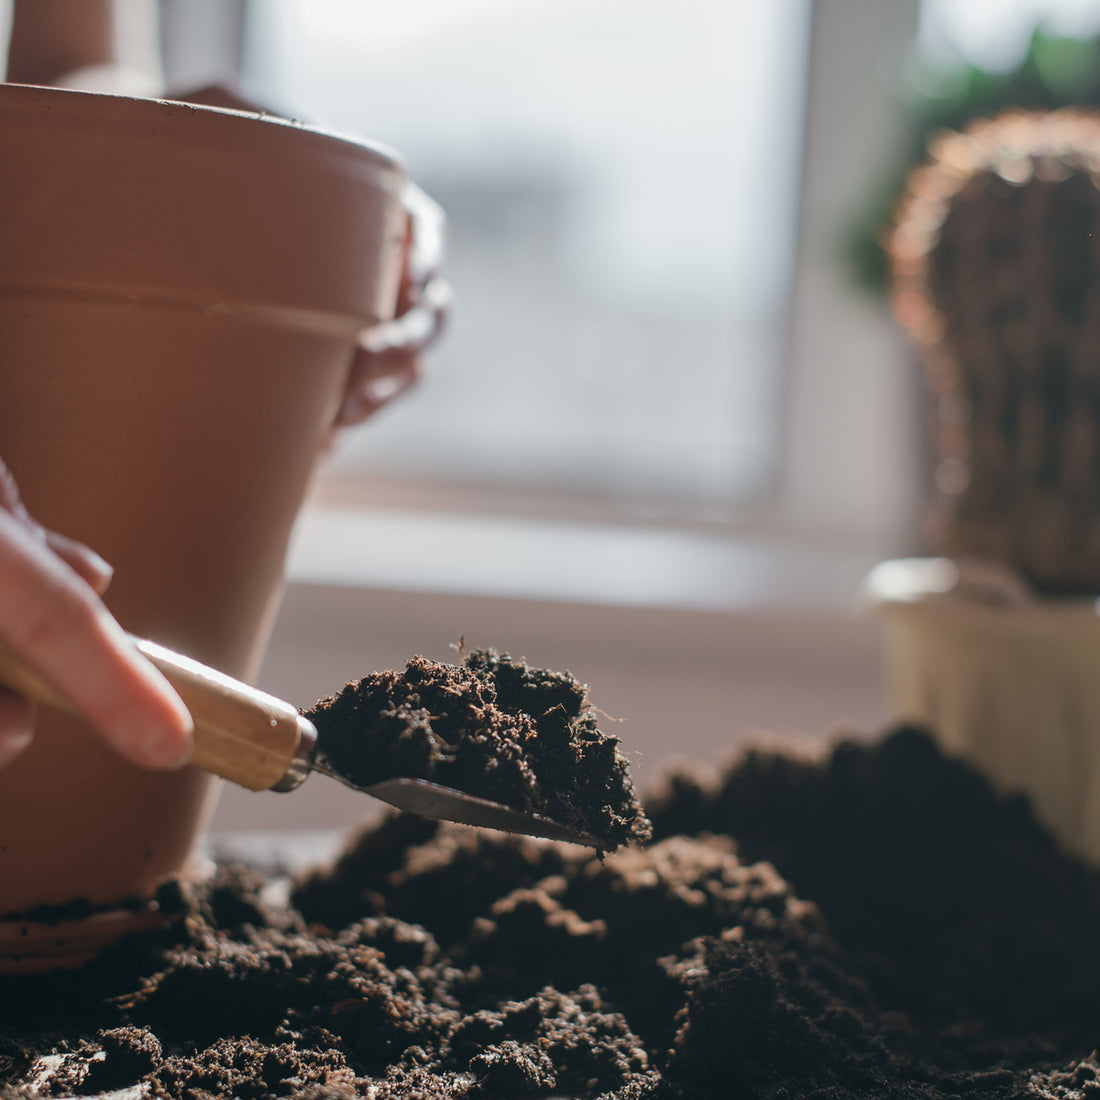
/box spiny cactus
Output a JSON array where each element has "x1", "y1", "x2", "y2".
[{"x1": 889, "y1": 109, "x2": 1100, "y2": 594}]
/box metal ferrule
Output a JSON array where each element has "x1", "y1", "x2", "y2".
[{"x1": 271, "y1": 715, "x2": 318, "y2": 792}]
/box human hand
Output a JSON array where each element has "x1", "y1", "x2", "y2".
[
  {"x1": 173, "y1": 86, "x2": 451, "y2": 430},
  {"x1": 0, "y1": 459, "x2": 193, "y2": 770},
  {"x1": 334, "y1": 184, "x2": 451, "y2": 427}
]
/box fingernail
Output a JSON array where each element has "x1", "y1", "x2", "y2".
[
  {"x1": 46, "y1": 532, "x2": 115, "y2": 594},
  {"x1": 0, "y1": 726, "x2": 34, "y2": 769},
  {"x1": 82, "y1": 547, "x2": 114, "y2": 586},
  {"x1": 78, "y1": 547, "x2": 115, "y2": 595},
  {"x1": 364, "y1": 370, "x2": 414, "y2": 406},
  {"x1": 360, "y1": 322, "x2": 399, "y2": 355},
  {"x1": 103, "y1": 616, "x2": 193, "y2": 724},
  {"x1": 138, "y1": 721, "x2": 194, "y2": 770}
]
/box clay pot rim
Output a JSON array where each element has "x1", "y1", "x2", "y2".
[
  {"x1": 0, "y1": 81, "x2": 405, "y2": 174},
  {"x1": 0, "y1": 79, "x2": 409, "y2": 324},
  {"x1": 866, "y1": 557, "x2": 1100, "y2": 631}
]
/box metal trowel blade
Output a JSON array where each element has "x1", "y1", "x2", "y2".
[{"x1": 316, "y1": 761, "x2": 604, "y2": 847}]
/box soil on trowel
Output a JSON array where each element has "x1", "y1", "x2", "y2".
[
  {"x1": 5, "y1": 727, "x2": 1100, "y2": 1099},
  {"x1": 308, "y1": 649, "x2": 651, "y2": 851}
]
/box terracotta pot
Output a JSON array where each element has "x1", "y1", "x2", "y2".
[{"x1": 0, "y1": 83, "x2": 406, "y2": 965}]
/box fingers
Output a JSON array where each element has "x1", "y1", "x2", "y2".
[
  {"x1": 333, "y1": 347, "x2": 421, "y2": 428},
  {"x1": 368, "y1": 276, "x2": 452, "y2": 355},
  {"x1": 44, "y1": 530, "x2": 114, "y2": 594},
  {"x1": 332, "y1": 184, "x2": 451, "y2": 430},
  {"x1": 401, "y1": 183, "x2": 446, "y2": 295},
  {"x1": 0, "y1": 455, "x2": 112, "y2": 593},
  {"x1": 0, "y1": 506, "x2": 194, "y2": 770},
  {"x1": 0, "y1": 688, "x2": 34, "y2": 768},
  {"x1": 334, "y1": 276, "x2": 453, "y2": 429},
  {"x1": 0, "y1": 458, "x2": 27, "y2": 517}
]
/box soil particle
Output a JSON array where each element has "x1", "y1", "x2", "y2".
[
  {"x1": 76, "y1": 1027, "x2": 163, "y2": 1094},
  {"x1": 308, "y1": 649, "x2": 651, "y2": 851},
  {"x1": 648, "y1": 726, "x2": 1100, "y2": 1056},
  {"x1": 4, "y1": 727, "x2": 1100, "y2": 1098}
]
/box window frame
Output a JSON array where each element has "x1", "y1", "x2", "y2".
[{"x1": 166, "y1": 0, "x2": 926, "y2": 583}]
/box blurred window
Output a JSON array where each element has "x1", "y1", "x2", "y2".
[
  {"x1": 919, "y1": 0, "x2": 1100, "y2": 68},
  {"x1": 244, "y1": 0, "x2": 811, "y2": 516}
]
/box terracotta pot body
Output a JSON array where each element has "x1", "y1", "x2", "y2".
[{"x1": 0, "y1": 85, "x2": 405, "y2": 939}]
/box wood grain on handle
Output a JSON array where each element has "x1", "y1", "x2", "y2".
[{"x1": 0, "y1": 637, "x2": 306, "y2": 791}]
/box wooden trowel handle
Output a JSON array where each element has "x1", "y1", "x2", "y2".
[{"x1": 0, "y1": 637, "x2": 314, "y2": 791}]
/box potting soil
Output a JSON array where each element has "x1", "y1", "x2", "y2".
[
  {"x1": 309, "y1": 650, "x2": 651, "y2": 851},
  {"x1": 3, "y1": 728, "x2": 1099, "y2": 1099}
]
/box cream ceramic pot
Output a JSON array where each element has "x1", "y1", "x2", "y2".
[
  {"x1": 0, "y1": 84, "x2": 406, "y2": 943},
  {"x1": 867, "y1": 558, "x2": 1100, "y2": 866}
]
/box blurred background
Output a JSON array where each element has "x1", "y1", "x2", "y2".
[{"x1": 7, "y1": 0, "x2": 1100, "y2": 832}]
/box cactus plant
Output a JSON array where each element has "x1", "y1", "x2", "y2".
[{"x1": 889, "y1": 110, "x2": 1100, "y2": 593}]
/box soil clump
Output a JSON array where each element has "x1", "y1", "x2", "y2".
[
  {"x1": 309, "y1": 649, "x2": 651, "y2": 851},
  {"x1": 3, "y1": 728, "x2": 1100, "y2": 1098}
]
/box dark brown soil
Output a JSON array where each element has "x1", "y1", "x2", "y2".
[
  {"x1": 4, "y1": 727, "x2": 1100, "y2": 1098},
  {"x1": 308, "y1": 650, "x2": 651, "y2": 851}
]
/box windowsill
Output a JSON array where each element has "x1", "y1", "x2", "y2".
[
  {"x1": 286, "y1": 501, "x2": 884, "y2": 614},
  {"x1": 216, "y1": 505, "x2": 894, "y2": 833}
]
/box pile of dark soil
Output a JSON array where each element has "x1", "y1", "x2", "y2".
[
  {"x1": 309, "y1": 650, "x2": 651, "y2": 851},
  {"x1": 4, "y1": 727, "x2": 1100, "y2": 1099}
]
